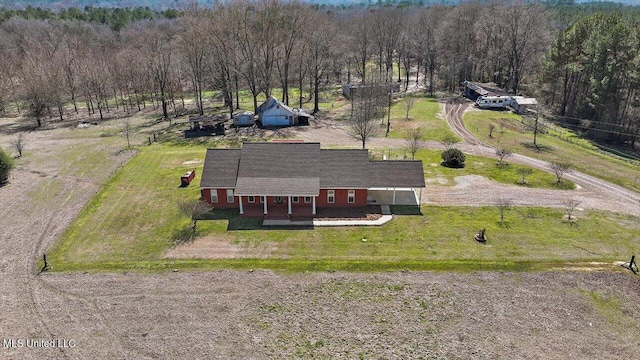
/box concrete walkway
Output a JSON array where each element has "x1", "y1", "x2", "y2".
[{"x1": 262, "y1": 213, "x2": 394, "y2": 227}]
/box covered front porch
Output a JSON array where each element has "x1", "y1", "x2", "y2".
[{"x1": 237, "y1": 195, "x2": 316, "y2": 219}]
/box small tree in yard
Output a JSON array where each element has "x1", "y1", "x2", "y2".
[
  {"x1": 178, "y1": 199, "x2": 211, "y2": 233},
  {"x1": 488, "y1": 124, "x2": 496, "y2": 138},
  {"x1": 550, "y1": 161, "x2": 572, "y2": 183},
  {"x1": 517, "y1": 167, "x2": 533, "y2": 185},
  {"x1": 441, "y1": 148, "x2": 466, "y2": 168},
  {"x1": 405, "y1": 128, "x2": 425, "y2": 159},
  {"x1": 495, "y1": 147, "x2": 513, "y2": 166},
  {"x1": 123, "y1": 119, "x2": 132, "y2": 148},
  {"x1": 404, "y1": 95, "x2": 416, "y2": 119},
  {"x1": 563, "y1": 199, "x2": 581, "y2": 225},
  {"x1": 0, "y1": 147, "x2": 14, "y2": 185},
  {"x1": 12, "y1": 133, "x2": 25, "y2": 157},
  {"x1": 349, "y1": 85, "x2": 386, "y2": 149},
  {"x1": 440, "y1": 133, "x2": 458, "y2": 150},
  {"x1": 495, "y1": 196, "x2": 513, "y2": 227}
]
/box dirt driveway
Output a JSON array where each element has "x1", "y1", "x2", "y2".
[{"x1": 1, "y1": 113, "x2": 639, "y2": 359}]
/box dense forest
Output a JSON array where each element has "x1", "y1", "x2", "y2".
[{"x1": 0, "y1": 0, "x2": 638, "y2": 146}]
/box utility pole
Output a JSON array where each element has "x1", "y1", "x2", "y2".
[
  {"x1": 386, "y1": 88, "x2": 392, "y2": 136},
  {"x1": 533, "y1": 103, "x2": 539, "y2": 149}
]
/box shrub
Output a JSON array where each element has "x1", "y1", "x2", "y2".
[
  {"x1": 441, "y1": 148, "x2": 466, "y2": 168},
  {"x1": 0, "y1": 147, "x2": 14, "y2": 185}
]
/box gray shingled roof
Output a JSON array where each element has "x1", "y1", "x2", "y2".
[
  {"x1": 319, "y1": 149, "x2": 370, "y2": 188},
  {"x1": 199, "y1": 149, "x2": 241, "y2": 188},
  {"x1": 200, "y1": 143, "x2": 425, "y2": 194},
  {"x1": 368, "y1": 161, "x2": 425, "y2": 188},
  {"x1": 234, "y1": 142, "x2": 321, "y2": 196}
]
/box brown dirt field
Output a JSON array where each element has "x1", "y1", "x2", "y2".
[{"x1": 2, "y1": 109, "x2": 640, "y2": 359}]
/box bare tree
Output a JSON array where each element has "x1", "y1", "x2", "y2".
[
  {"x1": 12, "y1": 133, "x2": 25, "y2": 157},
  {"x1": 349, "y1": 85, "x2": 386, "y2": 149},
  {"x1": 440, "y1": 133, "x2": 457, "y2": 150},
  {"x1": 562, "y1": 198, "x2": 580, "y2": 225},
  {"x1": 495, "y1": 196, "x2": 513, "y2": 227},
  {"x1": 405, "y1": 128, "x2": 425, "y2": 159},
  {"x1": 550, "y1": 161, "x2": 572, "y2": 183},
  {"x1": 178, "y1": 199, "x2": 211, "y2": 233},
  {"x1": 517, "y1": 167, "x2": 533, "y2": 185},
  {"x1": 495, "y1": 147, "x2": 513, "y2": 166},
  {"x1": 123, "y1": 119, "x2": 131, "y2": 148},
  {"x1": 404, "y1": 95, "x2": 416, "y2": 120}
]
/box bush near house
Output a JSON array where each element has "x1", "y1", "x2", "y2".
[
  {"x1": 441, "y1": 148, "x2": 466, "y2": 168},
  {"x1": 0, "y1": 147, "x2": 14, "y2": 185}
]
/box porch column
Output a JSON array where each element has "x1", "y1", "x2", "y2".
[
  {"x1": 418, "y1": 188, "x2": 423, "y2": 205},
  {"x1": 287, "y1": 196, "x2": 292, "y2": 215},
  {"x1": 263, "y1": 196, "x2": 268, "y2": 215},
  {"x1": 392, "y1": 188, "x2": 396, "y2": 205},
  {"x1": 312, "y1": 196, "x2": 316, "y2": 215},
  {"x1": 239, "y1": 196, "x2": 244, "y2": 215}
]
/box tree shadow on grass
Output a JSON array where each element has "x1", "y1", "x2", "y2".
[
  {"x1": 172, "y1": 227, "x2": 196, "y2": 245},
  {"x1": 522, "y1": 142, "x2": 554, "y2": 153}
]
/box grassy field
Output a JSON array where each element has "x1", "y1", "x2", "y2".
[
  {"x1": 47, "y1": 143, "x2": 637, "y2": 272},
  {"x1": 414, "y1": 149, "x2": 574, "y2": 189},
  {"x1": 387, "y1": 96, "x2": 459, "y2": 142},
  {"x1": 463, "y1": 110, "x2": 640, "y2": 191}
]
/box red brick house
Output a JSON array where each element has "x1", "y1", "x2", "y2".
[{"x1": 200, "y1": 142, "x2": 424, "y2": 218}]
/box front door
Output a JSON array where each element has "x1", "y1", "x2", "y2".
[{"x1": 274, "y1": 196, "x2": 286, "y2": 204}]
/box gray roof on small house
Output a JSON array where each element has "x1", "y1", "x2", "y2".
[
  {"x1": 199, "y1": 149, "x2": 241, "y2": 188},
  {"x1": 368, "y1": 161, "x2": 425, "y2": 188},
  {"x1": 200, "y1": 143, "x2": 425, "y2": 195}
]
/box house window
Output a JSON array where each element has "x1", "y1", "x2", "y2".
[
  {"x1": 248, "y1": 196, "x2": 255, "y2": 203},
  {"x1": 304, "y1": 197, "x2": 311, "y2": 203},
  {"x1": 292, "y1": 196, "x2": 299, "y2": 203},
  {"x1": 348, "y1": 190, "x2": 355, "y2": 204},
  {"x1": 327, "y1": 190, "x2": 335, "y2": 204},
  {"x1": 210, "y1": 189, "x2": 218, "y2": 203},
  {"x1": 226, "y1": 189, "x2": 234, "y2": 203}
]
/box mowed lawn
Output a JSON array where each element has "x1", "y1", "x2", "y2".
[
  {"x1": 48, "y1": 143, "x2": 639, "y2": 272},
  {"x1": 387, "y1": 96, "x2": 459, "y2": 142},
  {"x1": 414, "y1": 149, "x2": 574, "y2": 189},
  {"x1": 463, "y1": 110, "x2": 640, "y2": 191}
]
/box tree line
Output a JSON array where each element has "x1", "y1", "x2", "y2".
[{"x1": 0, "y1": 0, "x2": 638, "y2": 147}]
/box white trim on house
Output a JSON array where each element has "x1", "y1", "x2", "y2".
[
  {"x1": 210, "y1": 189, "x2": 218, "y2": 203},
  {"x1": 226, "y1": 189, "x2": 234, "y2": 203},
  {"x1": 348, "y1": 190, "x2": 355, "y2": 204},
  {"x1": 327, "y1": 190, "x2": 335, "y2": 203}
]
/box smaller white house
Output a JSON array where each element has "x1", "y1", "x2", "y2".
[
  {"x1": 232, "y1": 111, "x2": 255, "y2": 126},
  {"x1": 257, "y1": 96, "x2": 311, "y2": 127}
]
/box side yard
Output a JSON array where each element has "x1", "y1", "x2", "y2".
[
  {"x1": 47, "y1": 143, "x2": 639, "y2": 272},
  {"x1": 463, "y1": 109, "x2": 640, "y2": 192},
  {"x1": 387, "y1": 96, "x2": 459, "y2": 142}
]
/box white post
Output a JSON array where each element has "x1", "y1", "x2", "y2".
[
  {"x1": 239, "y1": 196, "x2": 244, "y2": 215},
  {"x1": 287, "y1": 196, "x2": 292, "y2": 215},
  {"x1": 312, "y1": 196, "x2": 316, "y2": 215},
  {"x1": 263, "y1": 196, "x2": 268, "y2": 215},
  {"x1": 418, "y1": 188, "x2": 422, "y2": 205},
  {"x1": 392, "y1": 188, "x2": 396, "y2": 205}
]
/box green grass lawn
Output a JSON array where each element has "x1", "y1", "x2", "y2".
[
  {"x1": 47, "y1": 143, "x2": 637, "y2": 273},
  {"x1": 386, "y1": 96, "x2": 459, "y2": 142},
  {"x1": 414, "y1": 149, "x2": 574, "y2": 189},
  {"x1": 463, "y1": 110, "x2": 640, "y2": 191}
]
